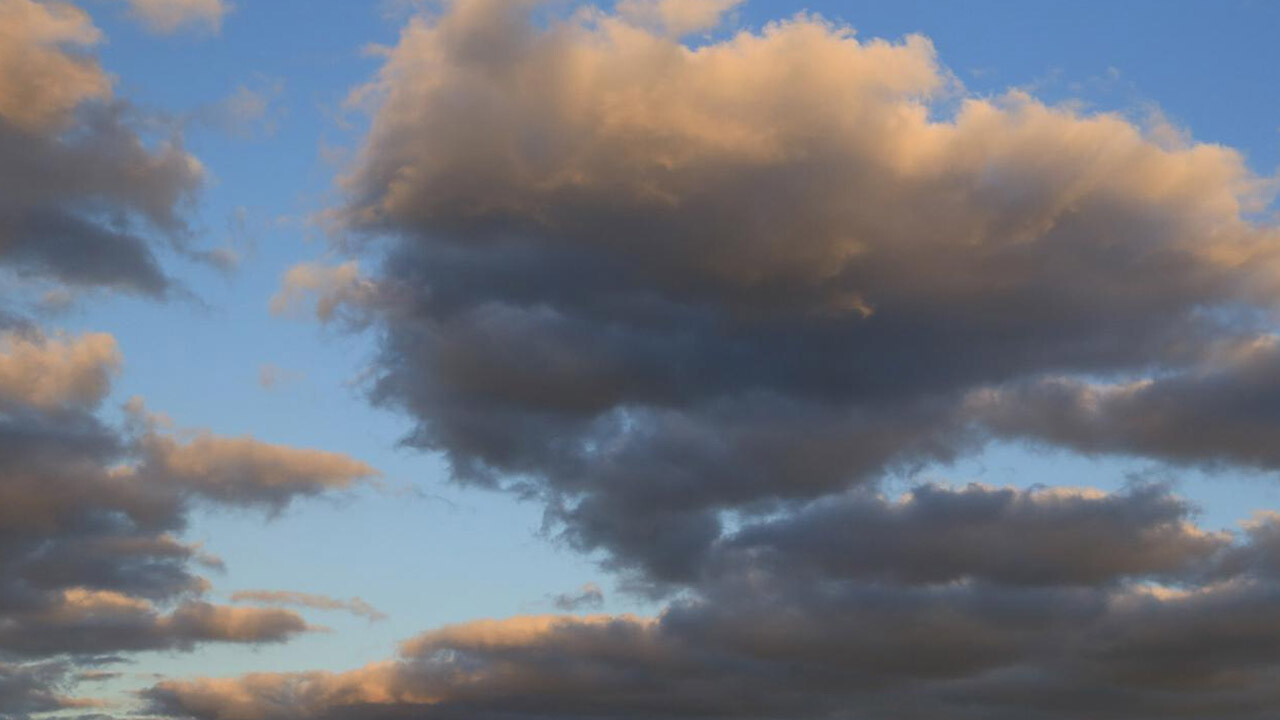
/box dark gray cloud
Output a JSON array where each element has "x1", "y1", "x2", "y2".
[
  {"x1": 712, "y1": 483, "x2": 1226, "y2": 588},
  {"x1": 145, "y1": 485, "x2": 1280, "y2": 720},
  {"x1": 0, "y1": 661, "x2": 99, "y2": 718},
  {"x1": 0, "y1": 0, "x2": 203, "y2": 308},
  {"x1": 269, "y1": 0, "x2": 1280, "y2": 587},
  {"x1": 972, "y1": 337, "x2": 1280, "y2": 470}
]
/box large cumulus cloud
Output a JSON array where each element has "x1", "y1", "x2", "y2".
[
  {"x1": 147, "y1": 483, "x2": 1280, "y2": 720},
  {"x1": 0, "y1": 328, "x2": 377, "y2": 709},
  {"x1": 184, "y1": 0, "x2": 1280, "y2": 717},
  {"x1": 0, "y1": 0, "x2": 203, "y2": 305},
  {"x1": 270, "y1": 0, "x2": 1280, "y2": 583}
]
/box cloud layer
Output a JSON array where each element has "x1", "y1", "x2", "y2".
[
  {"x1": 145, "y1": 484, "x2": 1280, "y2": 720},
  {"x1": 295, "y1": 0, "x2": 1280, "y2": 584}
]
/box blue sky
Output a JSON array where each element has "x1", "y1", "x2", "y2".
[{"x1": 5, "y1": 1, "x2": 1280, "y2": 717}]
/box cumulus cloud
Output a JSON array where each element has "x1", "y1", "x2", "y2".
[
  {"x1": 0, "y1": 0, "x2": 204, "y2": 309},
  {"x1": 0, "y1": 661, "x2": 102, "y2": 718},
  {"x1": 231, "y1": 591, "x2": 388, "y2": 622},
  {"x1": 0, "y1": 0, "x2": 107, "y2": 132},
  {"x1": 229, "y1": 1, "x2": 1280, "y2": 717},
  {"x1": 119, "y1": 0, "x2": 229, "y2": 35},
  {"x1": 971, "y1": 336, "x2": 1280, "y2": 470},
  {"x1": 195, "y1": 78, "x2": 286, "y2": 140},
  {"x1": 296, "y1": 0, "x2": 1280, "y2": 586},
  {"x1": 0, "y1": 330, "x2": 375, "y2": 701},
  {"x1": 146, "y1": 484, "x2": 1280, "y2": 720},
  {"x1": 0, "y1": 330, "x2": 119, "y2": 414}
]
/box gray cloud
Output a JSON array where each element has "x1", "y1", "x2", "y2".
[
  {"x1": 0, "y1": 329, "x2": 375, "y2": 708},
  {"x1": 550, "y1": 583, "x2": 604, "y2": 612},
  {"x1": 143, "y1": 485, "x2": 1280, "y2": 720},
  {"x1": 971, "y1": 336, "x2": 1280, "y2": 470},
  {"x1": 283, "y1": 0, "x2": 1280, "y2": 588},
  {"x1": 713, "y1": 483, "x2": 1227, "y2": 588},
  {"x1": 0, "y1": 661, "x2": 100, "y2": 718},
  {"x1": 0, "y1": 0, "x2": 204, "y2": 309}
]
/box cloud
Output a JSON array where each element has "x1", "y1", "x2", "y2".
[
  {"x1": 550, "y1": 582, "x2": 604, "y2": 612},
  {"x1": 295, "y1": 0, "x2": 1280, "y2": 588},
  {"x1": 0, "y1": 661, "x2": 102, "y2": 718},
  {"x1": 971, "y1": 336, "x2": 1280, "y2": 470},
  {"x1": 119, "y1": 0, "x2": 229, "y2": 35},
  {"x1": 231, "y1": 591, "x2": 388, "y2": 622},
  {"x1": 713, "y1": 483, "x2": 1227, "y2": 588},
  {"x1": 0, "y1": 0, "x2": 204, "y2": 308},
  {"x1": 144, "y1": 485, "x2": 1280, "y2": 720},
  {"x1": 133, "y1": 412, "x2": 379, "y2": 512},
  {"x1": 0, "y1": 329, "x2": 375, "y2": 692}
]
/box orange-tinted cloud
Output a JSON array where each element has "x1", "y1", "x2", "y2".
[
  {"x1": 231, "y1": 590, "x2": 388, "y2": 622},
  {"x1": 0, "y1": 0, "x2": 204, "y2": 306},
  {"x1": 119, "y1": 0, "x2": 229, "y2": 35}
]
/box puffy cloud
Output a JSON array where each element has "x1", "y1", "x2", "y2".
[
  {"x1": 145, "y1": 485, "x2": 1280, "y2": 720},
  {"x1": 0, "y1": 661, "x2": 101, "y2": 718},
  {"x1": 270, "y1": 261, "x2": 381, "y2": 325},
  {"x1": 712, "y1": 483, "x2": 1228, "y2": 588},
  {"x1": 971, "y1": 336, "x2": 1280, "y2": 470},
  {"x1": 0, "y1": 591, "x2": 312, "y2": 657},
  {"x1": 551, "y1": 582, "x2": 604, "y2": 612},
  {"x1": 0, "y1": 0, "x2": 107, "y2": 132},
  {"x1": 0, "y1": 330, "x2": 375, "y2": 701},
  {"x1": 0, "y1": 330, "x2": 119, "y2": 414},
  {"x1": 135, "y1": 422, "x2": 378, "y2": 512},
  {"x1": 0, "y1": 0, "x2": 204, "y2": 306},
  {"x1": 306, "y1": 0, "x2": 1280, "y2": 586},
  {"x1": 119, "y1": 0, "x2": 229, "y2": 35},
  {"x1": 231, "y1": 591, "x2": 388, "y2": 622},
  {"x1": 226, "y1": 2, "x2": 1280, "y2": 716}
]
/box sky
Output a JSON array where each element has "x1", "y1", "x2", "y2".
[{"x1": 2, "y1": 0, "x2": 1280, "y2": 718}]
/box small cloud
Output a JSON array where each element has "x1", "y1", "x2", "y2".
[
  {"x1": 258, "y1": 363, "x2": 303, "y2": 391},
  {"x1": 231, "y1": 590, "x2": 388, "y2": 622},
  {"x1": 550, "y1": 583, "x2": 605, "y2": 612},
  {"x1": 120, "y1": 0, "x2": 230, "y2": 35},
  {"x1": 194, "y1": 77, "x2": 286, "y2": 140}
]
